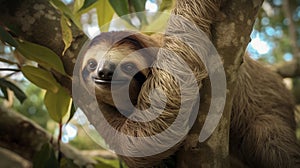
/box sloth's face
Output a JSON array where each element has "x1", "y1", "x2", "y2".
[{"x1": 81, "y1": 35, "x2": 155, "y2": 112}]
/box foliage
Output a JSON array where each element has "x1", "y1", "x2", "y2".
[
  {"x1": 252, "y1": 0, "x2": 300, "y2": 63},
  {"x1": 0, "y1": 0, "x2": 175, "y2": 126},
  {"x1": 0, "y1": 78, "x2": 26, "y2": 103},
  {"x1": 253, "y1": 0, "x2": 300, "y2": 120},
  {"x1": 13, "y1": 83, "x2": 50, "y2": 128},
  {"x1": 33, "y1": 142, "x2": 60, "y2": 168},
  {"x1": 0, "y1": 0, "x2": 175, "y2": 167}
]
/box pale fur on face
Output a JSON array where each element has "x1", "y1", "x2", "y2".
[{"x1": 81, "y1": 31, "x2": 159, "y2": 113}]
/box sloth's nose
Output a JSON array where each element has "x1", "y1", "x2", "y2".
[{"x1": 97, "y1": 61, "x2": 115, "y2": 80}]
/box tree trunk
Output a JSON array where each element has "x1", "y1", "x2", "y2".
[{"x1": 174, "y1": 0, "x2": 263, "y2": 167}]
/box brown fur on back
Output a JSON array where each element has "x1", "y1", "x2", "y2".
[
  {"x1": 230, "y1": 55, "x2": 300, "y2": 167},
  {"x1": 88, "y1": 32, "x2": 300, "y2": 167}
]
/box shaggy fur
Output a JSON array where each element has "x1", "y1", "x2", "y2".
[
  {"x1": 80, "y1": 31, "x2": 300, "y2": 168},
  {"x1": 78, "y1": 0, "x2": 300, "y2": 167},
  {"x1": 173, "y1": 0, "x2": 223, "y2": 38},
  {"x1": 230, "y1": 56, "x2": 300, "y2": 167}
]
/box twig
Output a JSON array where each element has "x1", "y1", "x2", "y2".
[
  {"x1": 2, "y1": 71, "x2": 21, "y2": 78},
  {"x1": 0, "y1": 68, "x2": 20, "y2": 72}
]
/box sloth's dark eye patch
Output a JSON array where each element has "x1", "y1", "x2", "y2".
[
  {"x1": 121, "y1": 62, "x2": 137, "y2": 74},
  {"x1": 87, "y1": 59, "x2": 97, "y2": 72},
  {"x1": 117, "y1": 37, "x2": 144, "y2": 50},
  {"x1": 133, "y1": 71, "x2": 146, "y2": 83}
]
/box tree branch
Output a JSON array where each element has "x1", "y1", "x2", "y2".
[
  {"x1": 0, "y1": 147, "x2": 31, "y2": 168},
  {"x1": 272, "y1": 60, "x2": 300, "y2": 78},
  {"x1": 0, "y1": 105, "x2": 97, "y2": 167},
  {"x1": 283, "y1": 0, "x2": 300, "y2": 62}
]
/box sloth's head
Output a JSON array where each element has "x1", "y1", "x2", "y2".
[{"x1": 81, "y1": 31, "x2": 159, "y2": 112}]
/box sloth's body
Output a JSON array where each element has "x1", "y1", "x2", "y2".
[
  {"x1": 231, "y1": 56, "x2": 300, "y2": 167},
  {"x1": 81, "y1": 31, "x2": 300, "y2": 167}
]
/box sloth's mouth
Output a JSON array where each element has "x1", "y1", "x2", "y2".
[
  {"x1": 92, "y1": 77, "x2": 128, "y2": 85},
  {"x1": 92, "y1": 71, "x2": 146, "y2": 85}
]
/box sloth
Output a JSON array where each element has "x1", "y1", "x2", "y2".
[
  {"x1": 79, "y1": 31, "x2": 300, "y2": 168},
  {"x1": 81, "y1": 31, "x2": 159, "y2": 114}
]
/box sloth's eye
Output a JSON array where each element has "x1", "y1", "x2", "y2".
[
  {"x1": 121, "y1": 62, "x2": 136, "y2": 73},
  {"x1": 87, "y1": 59, "x2": 97, "y2": 72}
]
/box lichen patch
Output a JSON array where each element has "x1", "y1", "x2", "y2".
[
  {"x1": 33, "y1": 4, "x2": 46, "y2": 10},
  {"x1": 216, "y1": 23, "x2": 236, "y2": 48}
]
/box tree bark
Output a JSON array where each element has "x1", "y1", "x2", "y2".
[
  {"x1": 211, "y1": 1, "x2": 263, "y2": 167},
  {"x1": 174, "y1": 0, "x2": 263, "y2": 167},
  {"x1": 282, "y1": 0, "x2": 300, "y2": 61},
  {"x1": 273, "y1": 60, "x2": 300, "y2": 78},
  {"x1": 0, "y1": 0, "x2": 88, "y2": 92},
  {"x1": 0, "y1": 147, "x2": 31, "y2": 168}
]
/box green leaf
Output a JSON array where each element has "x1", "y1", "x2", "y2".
[
  {"x1": 21, "y1": 65, "x2": 60, "y2": 93},
  {"x1": 17, "y1": 41, "x2": 66, "y2": 75},
  {"x1": 60, "y1": 16, "x2": 73, "y2": 55},
  {"x1": 73, "y1": 0, "x2": 85, "y2": 24},
  {"x1": 131, "y1": 0, "x2": 146, "y2": 12},
  {"x1": 119, "y1": 160, "x2": 124, "y2": 168},
  {"x1": 0, "y1": 78, "x2": 26, "y2": 103},
  {"x1": 75, "y1": 0, "x2": 98, "y2": 16},
  {"x1": 79, "y1": 0, "x2": 98, "y2": 11},
  {"x1": 33, "y1": 142, "x2": 59, "y2": 168},
  {"x1": 0, "y1": 27, "x2": 66, "y2": 73},
  {"x1": 0, "y1": 26, "x2": 19, "y2": 47},
  {"x1": 159, "y1": 0, "x2": 175, "y2": 11},
  {"x1": 66, "y1": 101, "x2": 76, "y2": 124},
  {"x1": 73, "y1": 0, "x2": 84, "y2": 12},
  {"x1": 50, "y1": 0, "x2": 74, "y2": 19},
  {"x1": 96, "y1": 0, "x2": 114, "y2": 32},
  {"x1": 141, "y1": 12, "x2": 170, "y2": 32},
  {"x1": 109, "y1": 0, "x2": 131, "y2": 23},
  {"x1": 131, "y1": 0, "x2": 148, "y2": 26},
  {"x1": 109, "y1": 0, "x2": 129, "y2": 16},
  {"x1": 44, "y1": 87, "x2": 72, "y2": 123},
  {"x1": 50, "y1": 0, "x2": 82, "y2": 29}
]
